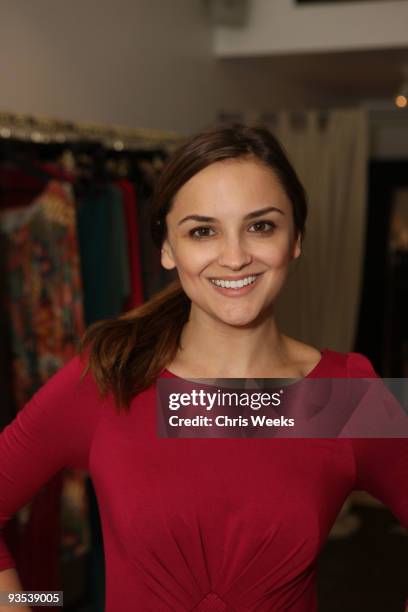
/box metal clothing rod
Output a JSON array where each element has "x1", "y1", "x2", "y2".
[{"x1": 0, "y1": 110, "x2": 183, "y2": 152}]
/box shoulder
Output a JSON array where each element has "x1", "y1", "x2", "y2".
[
  {"x1": 0, "y1": 352, "x2": 105, "y2": 472},
  {"x1": 25, "y1": 351, "x2": 109, "y2": 431},
  {"x1": 30, "y1": 351, "x2": 95, "y2": 406},
  {"x1": 318, "y1": 349, "x2": 379, "y2": 378}
]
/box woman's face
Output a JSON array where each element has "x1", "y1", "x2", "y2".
[{"x1": 161, "y1": 157, "x2": 301, "y2": 327}]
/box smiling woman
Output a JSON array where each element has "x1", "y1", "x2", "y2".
[
  {"x1": 79, "y1": 121, "x2": 311, "y2": 401},
  {"x1": 1, "y1": 122, "x2": 407, "y2": 612}
]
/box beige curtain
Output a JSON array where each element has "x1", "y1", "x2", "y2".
[
  {"x1": 272, "y1": 109, "x2": 371, "y2": 527},
  {"x1": 269, "y1": 109, "x2": 370, "y2": 353}
]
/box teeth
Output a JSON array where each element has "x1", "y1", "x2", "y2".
[{"x1": 210, "y1": 275, "x2": 257, "y2": 289}]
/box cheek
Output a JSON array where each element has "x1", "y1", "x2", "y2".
[
  {"x1": 173, "y1": 242, "x2": 215, "y2": 273},
  {"x1": 272, "y1": 249, "x2": 292, "y2": 268},
  {"x1": 259, "y1": 237, "x2": 293, "y2": 267}
]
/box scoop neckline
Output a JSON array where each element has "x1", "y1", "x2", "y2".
[{"x1": 160, "y1": 348, "x2": 330, "y2": 381}]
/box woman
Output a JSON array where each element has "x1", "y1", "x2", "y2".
[{"x1": 0, "y1": 123, "x2": 407, "y2": 611}]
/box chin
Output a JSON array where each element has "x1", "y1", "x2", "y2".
[
  {"x1": 227, "y1": 319, "x2": 258, "y2": 328},
  {"x1": 213, "y1": 308, "x2": 262, "y2": 328}
]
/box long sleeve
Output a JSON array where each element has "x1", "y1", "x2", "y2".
[
  {"x1": 0, "y1": 353, "x2": 99, "y2": 571},
  {"x1": 347, "y1": 352, "x2": 408, "y2": 529}
]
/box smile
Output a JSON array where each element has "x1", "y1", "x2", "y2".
[
  {"x1": 209, "y1": 275, "x2": 258, "y2": 289},
  {"x1": 207, "y1": 274, "x2": 262, "y2": 296}
]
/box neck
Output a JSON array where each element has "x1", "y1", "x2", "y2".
[{"x1": 173, "y1": 306, "x2": 291, "y2": 378}]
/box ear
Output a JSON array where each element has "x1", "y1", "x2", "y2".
[
  {"x1": 293, "y1": 233, "x2": 302, "y2": 260},
  {"x1": 161, "y1": 239, "x2": 177, "y2": 270}
]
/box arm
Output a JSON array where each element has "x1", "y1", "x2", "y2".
[
  {"x1": 347, "y1": 353, "x2": 408, "y2": 528},
  {"x1": 0, "y1": 354, "x2": 95, "y2": 590},
  {"x1": 351, "y1": 429, "x2": 408, "y2": 612},
  {"x1": 347, "y1": 353, "x2": 408, "y2": 610},
  {"x1": 352, "y1": 437, "x2": 408, "y2": 528}
]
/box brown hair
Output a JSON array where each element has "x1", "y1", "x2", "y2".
[{"x1": 79, "y1": 122, "x2": 308, "y2": 412}]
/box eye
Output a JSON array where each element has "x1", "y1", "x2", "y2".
[
  {"x1": 249, "y1": 220, "x2": 276, "y2": 233},
  {"x1": 188, "y1": 220, "x2": 276, "y2": 239},
  {"x1": 189, "y1": 226, "x2": 216, "y2": 239}
]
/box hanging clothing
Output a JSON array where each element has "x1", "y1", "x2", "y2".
[
  {"x1": 0, "y1": 178, "x2": 85, "y2": 413},
  {"x1": 0, "y1": 230, "x2": 16, "y2": 430},
  {"x1": 0, "y1": 167, "x2": 48, "y2": 428},
  {"x1": 1, "y1": 348, "x2": 407, "y2": 611},
  {"x1": 0, "y1": 166, "x2": 45, "y2": 210},
  {"x1": 134, "y1": 178, "x2": 177, "y2": 300},
  {"x1": 0, "y1": 178, "x2": 85, "y2": 598},
  {"x1": 75, "y1": 183, "x2": 131, "y2": 325},
  {"x1": 115, "y1": 179, "x2": 144, "y2": 309}
]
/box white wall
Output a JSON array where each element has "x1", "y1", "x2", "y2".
[
  {"x1": 0, "y1": 0, "x2": 217, "y2": 134},
  {"x1": 215, "y1": 0, "x2": 408, "y2": 56}
]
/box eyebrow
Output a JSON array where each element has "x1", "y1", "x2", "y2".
[{"x1": 177, "y1": 206, "x2": 285, "y2": 226}]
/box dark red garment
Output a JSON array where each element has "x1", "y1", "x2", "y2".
[
  {"x1": 116, "y1": 179, "x2": 144, "y2": 309},
  {"x1": 0, "y1": 166, "x2": 44, "y2": 209},
  {"x1": 0, "y1": 348, "x2": 407, "y2": 611}
]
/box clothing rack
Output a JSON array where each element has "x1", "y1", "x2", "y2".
[{"x1": 0, "y1": 110, "x2": 183, "y2": 152}]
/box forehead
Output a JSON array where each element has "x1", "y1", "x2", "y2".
[{"x1": 170, "y1": 158, "x2": 290, "y2": 216}]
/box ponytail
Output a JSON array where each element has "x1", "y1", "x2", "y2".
[{"x1": 78, "y1": 279, "x2": 190, "y2": 413}]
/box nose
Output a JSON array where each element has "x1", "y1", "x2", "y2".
[{"x1": 217, "y1": 235, "x2": 252, "y2": 270}]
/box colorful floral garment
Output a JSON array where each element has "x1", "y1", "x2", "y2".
[{"x1": 0, "y1": 179, "x2": 85, "y2": 408}]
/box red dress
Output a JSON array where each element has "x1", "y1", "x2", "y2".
[{"x1": 0, "y1": 348, "x2": 407, "y2": 611}]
